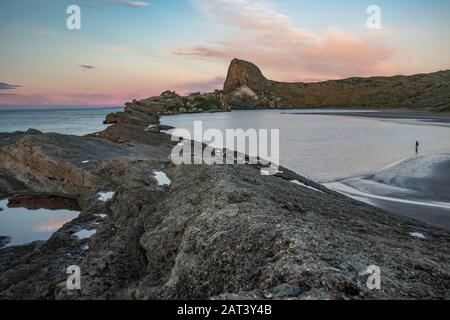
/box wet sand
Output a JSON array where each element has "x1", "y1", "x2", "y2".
[
  {"x1": 318, "y1": 110, "x2": 450, "y2": 231},
  {"x1": 430, "y1": 158, "x2": 450, "y2": 200},
  {"x1": 368, "y1": 197, "x2": 450, "y2": 231},
  {"x1": 286, "y1": 110, "x2": 450, "y2": 125}
]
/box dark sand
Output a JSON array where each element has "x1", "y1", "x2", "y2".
[
  {"x1": 390, "y1": 157, "x2": 450, "y2": 230},
  {"x1": 311, "y1": 110, "x2": 450, "y2": 231},
  {"x1": 368, "y1": 197, "x2": 450, "y2": 231},
  {"x1": 285, "y1": 110, "x2": 450, "y2": 125}
]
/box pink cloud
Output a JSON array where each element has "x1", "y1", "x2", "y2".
[
  {"x1": 33, "y1": 216, "x2": 77, "y2": 232},
  {"x1": 175, "y1": 0, "x2": 397, "y2": 82},
  {"x1": 77, "y1": 65, "x2": 95, "y2": 72}
]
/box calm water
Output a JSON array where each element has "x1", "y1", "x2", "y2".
[
  {"x1": 0, "y1": 107, "x2": 114, "y2": 246},
  {"x1": 161, "y1": 110, "x2": 450, "y2": 182},
  {"x1": 0, "y1": 107, "x2": 122, "y2": 136},
  {"x1": 1, "y1": 107, "x2": 450, "y2": 232},
  {"x1": 0, "y1": 198, "x2": 80, "y2": 247}
]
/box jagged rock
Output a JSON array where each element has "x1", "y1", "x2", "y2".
[
  {"x1": 1, "y1": 77, "x2": 450, "y2": 300},
  {"x1": 273, "y1": 283, "x2": 301, "y2": 298},
  {"x1": 222, "y1": 58, "x2": 450, "y2": 111},
  {"x1": 120, "y1": 90, "x2": 231, "y2": 117},
  {"x1": 103, "y1": 112, "x2": 121, "y2": 124},
  {"x1": 25, "y1": 128, "x2": 43, "y2": 135},
  {"x1": 0, "y1": 132, "x2": 133, "y2": 194},
  {"x1": 224, "y1": 58, "x2": 269, "y2": 93},
  {"x1": 0, "y1": 237, "x2": 10, "y2": 248},
  {"x1": 0, "y1": 168, "x2": 29, "y2": 197},
  {"x1": 7, "y1": 194, "x2": 81, "y2": 211},
  {"x1": 108, "y1": 58, "x2": 449, "y2": 116},
  {"x1": 3, "y1": 119, "x2": 447, "y2": 300}
]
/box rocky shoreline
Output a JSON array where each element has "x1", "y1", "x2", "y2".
[
  {"x1": 101, "y1": 59, "x2": 450, "y2": 120},
  {"x1": 0, "y1": 99, "x2": 449, "y2": 300}
]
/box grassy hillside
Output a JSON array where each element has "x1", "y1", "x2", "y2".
[{"x1": 224, "y1": 59, "x2": 450, "y2": 111}]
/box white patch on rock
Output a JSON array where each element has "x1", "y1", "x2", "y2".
[
  {"x1": 74, "y1": 229, "x2": 96, "y2": 240},
  {"x1": 410, "y1": 232, "x2": 426, "y2": 239},
  {"x1": 261, "y1": 166, "x2": 282, "y2": 176},
  {"x1": 153, "y1": 171, "x2": 171, "y2": 186},
  {"x1": 145, "y1": 125, "x2": 158, "y2": 132},
  {"x1": 81, "y1": 160, "x2": 90, "y2": 164},
  {"x1": 358, "y1": 269, "x2": 370, "y2": 277},
  {"x1": 95, "y1": 214, "x2": 108, "y2": 219},
  {"x1": 263, "y1": 292, "x2": 273, "y2": 299},
  {"x1": 290, "y1": 180, "x2": 324, "y2": 193},
  {"x1": 232, "y1": 85, "x2": 258, "y2": 99},
  {"x1": 97, "y1": 192, "x2": 115, "y2": 202}
]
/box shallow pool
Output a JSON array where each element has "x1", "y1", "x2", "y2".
[{"x1": 0, "y1": 196, "x2": 80, "y2": 247}]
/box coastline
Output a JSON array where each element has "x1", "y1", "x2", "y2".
[
  {"x1": 0, "y1": 104, "x2": 449, "y2": 299},
  {"x1": 323, "y1": 151, "x2": 450, "y2": 231},
  {"x1": 285, "y1": 109, "x2": 450, "y2": 126},
  {"x1": 161, "y1": 108, "x2": 450, "y2": 231}
]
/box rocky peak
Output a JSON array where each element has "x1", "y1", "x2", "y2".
[{"x1": 223, "y1": 58, "x2": 268, "y2": 93}]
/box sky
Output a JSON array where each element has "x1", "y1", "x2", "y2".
[{"x1": 0, "y1": 0, "x2": 449, "y2": 107}]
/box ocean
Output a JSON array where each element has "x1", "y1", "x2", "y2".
[
  {"x1": 1, "y1": 107, "x2": 450, "y2": 229},
  {"x1": 161, "y1": 109, "x2": 450, "y2": 230},
  {"x1": 161, "y1": 109, "x2": 450, "y2": 182},
  {"x1": 0, "y1": 107, "x2": 122, "y2": 136}
]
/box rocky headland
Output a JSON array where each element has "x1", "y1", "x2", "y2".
[
  {"x1": 106, "y1": 59, "x2": 450, "y2": 117},
  {"x1": 0, "y1": 96, "x2": 449, "y2": 300},
  {"x1": 222, "y1": 59, "x2": 450, "y2": 111}
]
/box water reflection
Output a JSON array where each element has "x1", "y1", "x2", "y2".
[
  {"x1": 0, "y1": 195, "x2": 80, "y2": 247},
  {"x1": 161, "y1": 109, "x2": 450, "y2": 182}
]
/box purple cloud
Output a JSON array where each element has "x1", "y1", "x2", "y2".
[
  {"x1": 0, "y1": 82, "x2": 21, "y2": 90},
  {"x1": 77, "y1": 65, "x2": 95, "y2": 71}
]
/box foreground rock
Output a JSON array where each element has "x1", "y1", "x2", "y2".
[
  {"x1": 8, "y1": 194, "x2": 81, "y2": 211},
  {"x1": 0, "y1": 104, "x2": 449, "y2": 300},
  {"x1": 0, "y1": 237, "x2": 10, "y2": 248}
]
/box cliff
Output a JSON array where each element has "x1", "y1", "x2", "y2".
[
  {"x1": 224, "y1": 58, "x2": 269, "y2": 93},
  {"x1": 121, "y1": 59, "x2": 449, "y2": 114},
  {"x1": 223, "y1": 59, "x2": 450, "y2": 111}
]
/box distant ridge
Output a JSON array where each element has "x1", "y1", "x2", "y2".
[
  {"x1": 130, "y1": 59, "x2": 449, "y2": 114},
  {"x1": 222, "y1": 58, "x2": 450, "y2": 112}
]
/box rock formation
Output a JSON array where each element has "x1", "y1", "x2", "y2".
[
  {"x1": 224, "y1": 58, "x2": 269, "y2": 93},
  {"x1": 124, "y1": 59, "x2": 449, "y2": 113},
  {"x1": 0, "y1": 59, "x2": 449, "y2": 300},
  {"x1": 222, "y1": 58, "x2": 450, "y2": 111},
  {"x1": 135, "y1": 90, "x2": 230, "y2": 116},
  {"x1": 0, "y1": 102, "x2": 449, "y2": 300}
]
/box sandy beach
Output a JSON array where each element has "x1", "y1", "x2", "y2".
[
  {"x1": 302, "y1": 110, "x2": 450, "y2": 231},
  {"x1": 286, "y1": 109, "x2": 450, "y2": 125}
]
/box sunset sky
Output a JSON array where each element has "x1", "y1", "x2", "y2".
[{"x1": 0, "y1": 0, "x2": 449, "y2": 107}]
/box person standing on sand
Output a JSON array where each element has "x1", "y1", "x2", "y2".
[{"x1": 416, "y1": 141, "x2": 420, "y2": 154}]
